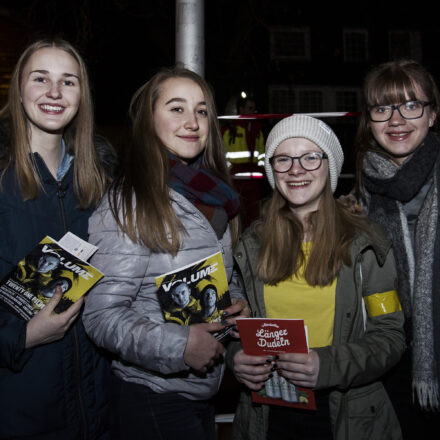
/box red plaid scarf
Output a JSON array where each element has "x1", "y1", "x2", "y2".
[{"x1": 168, "y1": 155, "x2": 240, "y2": 238}]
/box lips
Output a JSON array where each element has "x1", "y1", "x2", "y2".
[
  {"x1": 386, "y1": 131, "x2": 411, "y2": 141},
  {"x1": 178, "y1": 135, "x2": 200, "y2": 142},
  {"x1": 287, "y1": 180, "x2": 311, "y2": 188},
  {"x1": 39, "y1": 104, "x2": 65, "y2": 114}
]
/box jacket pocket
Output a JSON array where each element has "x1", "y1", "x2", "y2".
[{"x1": 346, "y1": 382, "x2": 402, "y2": 440}]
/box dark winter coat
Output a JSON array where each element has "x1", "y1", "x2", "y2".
[{"x1": 0, "y1": 134, "x2": 114, "y2": 440}]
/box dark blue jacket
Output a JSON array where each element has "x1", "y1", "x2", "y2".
[{"x1": 0, "y1": 147, "x2": 111, "y2": 439}]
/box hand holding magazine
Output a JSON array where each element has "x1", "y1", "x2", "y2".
[
  {"x1": 0, "y1": 233, "x2": 103, "y2": 321},
  {"x1": 155, "y1": 251, "x2": 233, "y2": 341}
]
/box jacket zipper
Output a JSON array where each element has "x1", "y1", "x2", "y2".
[{"x1": 57, "y1": 180, "x2": 89, "y2": 440}]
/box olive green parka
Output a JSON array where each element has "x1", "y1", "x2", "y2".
[{"x1": 228, "y1": 223, "x2": 405, "y2": 440}]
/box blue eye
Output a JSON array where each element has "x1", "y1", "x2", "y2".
[
  {"x1": 303, "y1": 153, "x2": 320, "y2": 162},
  {"x1": 404, "y1": 101, "x2": 421, "y2": 111}
]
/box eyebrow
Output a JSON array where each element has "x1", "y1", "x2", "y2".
[
  {"x1": 164, "y1": 97, "x2": 207, "y2": 106},
  {"x1": 29, "y1": 69, "x2": 79, "y2": 79}
]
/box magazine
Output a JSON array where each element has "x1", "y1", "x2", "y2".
[
  {"x1": 155, "y1": 251, "x2": 232, "y2": 341},
  {"x1": 236, "y1": 318, "x2": 316, "y2": 410},
  {"x1": 0, "y1": 234, "x2": 103, "y2": 321}
]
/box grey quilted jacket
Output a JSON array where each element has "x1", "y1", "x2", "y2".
[{"x1": 83, "y1": 190, "x2": 243, "y2": 400}]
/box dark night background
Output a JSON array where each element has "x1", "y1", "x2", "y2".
[
  {"x1": 2, "y1": 1, "x2": 440, "y2": 429},
  {"x1": 2, "y1": 1, "x2": 439, "y2": 136}
]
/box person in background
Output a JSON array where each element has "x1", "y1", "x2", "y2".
[
  {"x1": 223, "y1": 97, "x2": 267, "y2": 226},
  {"x1": 229, "y1": 114, "x2": 405, "y2": 439},
  {"x1": 222, "y1": 97, "x2": 265, "y2": 170},
  {"x1": 0, "y1": 38, "x2": 113, "y2": 440},
  {"x1": 82, "y1": 66, "x2": 248, "y2": 440},
  {"x1": 355, "y1": 59, "x2": 440, "y2": 438}
]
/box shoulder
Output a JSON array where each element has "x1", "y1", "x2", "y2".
[
  {"x1": 88, "y1": 192, "x2": 116, "y2": 233},
  {"x1": 93, "y1": 134, "x2": 117, "y2": 178},
  {"x1": 351, "y1": 219, "x2": 392, "y2": 266},
  {"x1": 234, "y1": 222, "x2": 261, "y2": 265}
]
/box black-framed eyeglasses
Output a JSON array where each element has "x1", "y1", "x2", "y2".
[
  {"x1": 368, "y1": 100, "x2": 432, "y2": 122},
  {"x1": 270, "y1": 152, "x2": 328, "y2": 173}
]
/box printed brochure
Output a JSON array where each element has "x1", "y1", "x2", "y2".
[{"x1": 236, "y1": 318, "x2": 316, "y2": 410}]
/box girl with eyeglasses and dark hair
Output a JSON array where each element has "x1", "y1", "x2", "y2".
[
  {"x1": 354, "y1": 59, "x2": 440, "y2": 438},
  {"x1": 229, "y1": 114, "x2": 405, "y2": 439}
]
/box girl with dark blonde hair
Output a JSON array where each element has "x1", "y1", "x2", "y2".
[
  {"x1": 0, "y1": 39, "x2": 113, "y2": 439},
  {"x1": 229, "y1": 115, "x2": 405, "y2": 439},
  {"x1": 83, "y1": 66, "x2": 248, "y2": 440},
  {"x1": 355, "y1": 59, "x2": 440, "y2": 437}
]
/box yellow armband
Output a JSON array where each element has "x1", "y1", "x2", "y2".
[{"x1": 364, "y1": 290, "x2": 402, "y2": 317}]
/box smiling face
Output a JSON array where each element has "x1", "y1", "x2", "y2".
[
  {"x1": 369, "y1": 87, "x2": 436, "y2": 166},
  {"x1": 20, "y1": 47, "x2": 81, "y2": 138},
  {"x1": 274, "y1": 138, "x2": 329, "y2": 221},
  {"x1": 153, "y1": 77, "x2": 208, "y2": 163}
]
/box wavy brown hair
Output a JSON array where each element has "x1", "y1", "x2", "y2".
[
  {"x1": 256, "y1": 180, "x2": 373, "y2": 286},
  {"x1": 355, "y1": 59, "x2": 440, "y2": 200},
  {"x1": 0, "y1": 38, "x2": 108, "y2": 208},
  {"x1": 110, "y1": 66, "x2": 238, "y2": 255}
]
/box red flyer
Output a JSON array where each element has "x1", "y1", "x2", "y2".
[{"x1": 236, "y1": 318, "x2": 316, "y2": 410}]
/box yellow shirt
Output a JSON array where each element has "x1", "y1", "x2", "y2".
[{"x1": 264, "y1": 242, "x2": 336, "y2": 348}]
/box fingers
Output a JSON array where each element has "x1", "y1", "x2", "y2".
[
  {"x1": 43, "y1": 286, "x2": 63, "y2": 312},
  {"x1": 61, "y1": 296, "x2": 84, "y2": 320},
  {"x1": 195, "y1": 321, "x2": 228, "y2": 333},
  {"x1": 276, "y1": 351, "x2": 320, "y2": 388},
  {"x1": 233, "y1": 350, "x2": 275, "y2": 388},
  {"x1": 224, "y1": 298, "x2": 249, "y2": 316}
]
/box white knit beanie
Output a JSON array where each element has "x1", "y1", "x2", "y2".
[{"x1": 264, "y1": 115, "x2": 344, "y2": 193}]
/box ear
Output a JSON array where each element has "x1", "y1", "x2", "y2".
[{"x1": 429, "y1": 111, "x2": 437, "y2": 127}]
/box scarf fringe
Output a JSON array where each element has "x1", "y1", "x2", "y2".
[{"x1": 413, "y1": 380, "x2": 440, "y2": 411}]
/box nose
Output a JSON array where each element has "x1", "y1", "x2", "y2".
[
  {"x1": 288, "y1": 158, "x2": 306, "y2": 175},
  {"x1": 46, "y1": 82, "x2": 62, "y2": 99},
  {"x1": 184, "y1": 112, "x2": 199, "y2": 130},
  {"x1": 388, "y1": 107, "x2": 405, "y2": 125}
]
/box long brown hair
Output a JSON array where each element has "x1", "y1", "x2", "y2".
[
  {"x1": 355, "y1": 59, "x2": 440, "y2": 200},
  {"x1": 0, "y1": 38, "x2": 108, "y2": 208},
  {"x1": 256, "y1": 180, "x2": 372, "y2": 287},
  {"x1": 111, "y1": 66, "x2": 238, "y2": 255}
]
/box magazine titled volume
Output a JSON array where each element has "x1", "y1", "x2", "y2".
[
  {"x1": 236, "y1": 318, "x2": 316, "y2": 410},
  {"x1": 0, "y1": 234, "x2": 103, "y2": 321},
  {"x1": 155, "y1": 251, "x2": 232, "y2": 341}
]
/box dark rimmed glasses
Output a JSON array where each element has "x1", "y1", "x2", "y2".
[
  {"x1": 368, "y1": 100, "x2": 432, "y2": 122},
  {"x1": 270, "y1": 152, "x2": 328, "y2": 173}
]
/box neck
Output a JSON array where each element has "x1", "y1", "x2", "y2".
[{"x1": 29, "y1": 128, "x2": 63, "y2": 179}]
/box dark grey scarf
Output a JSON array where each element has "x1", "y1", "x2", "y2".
[{"x1": 363, "y1": 133, "x2": 440, "y2": 410}]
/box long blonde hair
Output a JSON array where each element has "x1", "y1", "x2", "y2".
[
  {"x1": 256, "y1": 181, "x2": 372, "y2": 286},
  {"x1": 111, "y1": 66, "x2": 239, "y2": 255},
  {"x1": 0, "y1": 38, "x2": 108, "y2": 208}
]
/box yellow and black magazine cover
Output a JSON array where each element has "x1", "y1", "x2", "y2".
[
  {"x1": 0, "y1": 236, "x2": 103, "y2": 321},
  {"x1": 155, "y1": 251, "x2": 232, "y2": 340}
]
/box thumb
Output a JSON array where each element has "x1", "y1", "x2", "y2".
[{"x1": 43, "y1": 286, "x2": 63, "y2": 312}]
